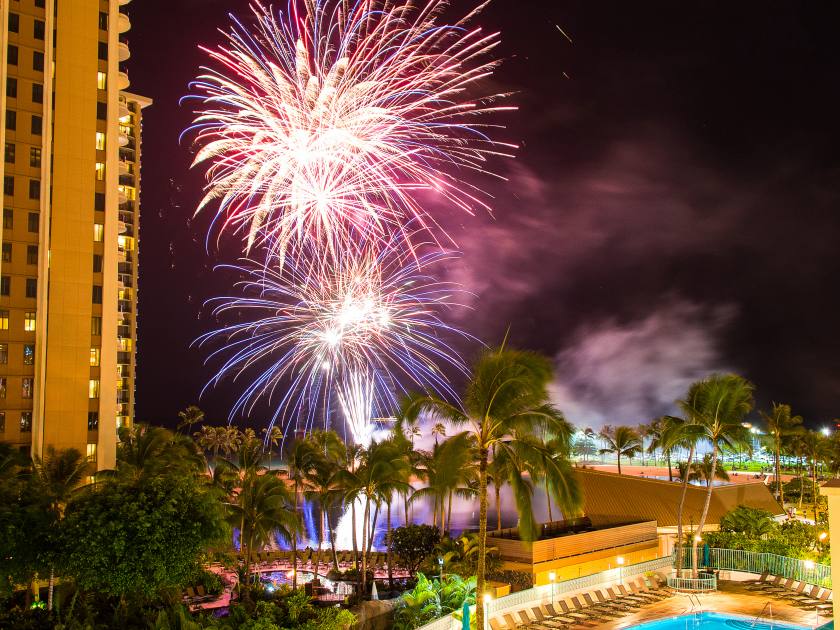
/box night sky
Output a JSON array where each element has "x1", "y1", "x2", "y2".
[{"x1": 129, "y1": 1, "x2": 840, "y2": 430}]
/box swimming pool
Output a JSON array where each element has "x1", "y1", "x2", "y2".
[{"x1": 624, "y1": 612, "x2": 810, "y2": 630}]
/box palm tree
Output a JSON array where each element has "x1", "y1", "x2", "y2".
[
  {"x1": 760, "y1": 403, "x2": 803, "y2": 505},
  {"x1": 687, "y1": 453, "x2": 731, "y2": 486},
  {"x1": 799, "y1": 431, "x2": 827, "y2": 521},
  {"x1": 431, "y1": 422, "x2": 447, "y2": 446},
  {"x1": 177, "y1": 405, "x2": 205, "y2": 435},
  {"x1": 598, "y1": 426, "x2": 643, "y2": 475},
  {"x1": 405, "y1": 348, "x2": 582, "y2": 630},
  {"x1": 487, "y1": 446, "x2": 513, "y2": 531},
  {"x1": 116, "y1": 425, "x2": 205, "y2": 480},
  {"x1": 286, "y1": 438, "x2": 316, "y2": 589},
  {"x1": 412, "y1": 432, "x2": 475, "y2": 534},
  {"x1": 262, "y1": 426, "x2": 284, "y2": 470},
  {"x1": 680, "y1": 374, "x2": 753, "y2": 576},
  {"x1": 302, "y1": 430, "x2": 345, "y2": 573},
  {"x1": 31, "y1": 447, "x2": 91, "y2": 610}
]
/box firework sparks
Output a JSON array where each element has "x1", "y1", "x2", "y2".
[
  {"x1": 185, "y1": 0, "x2": 514, "y2": 260},
  {"x1": 196, "y1": 245, "x2": 470, "y2": 438}
]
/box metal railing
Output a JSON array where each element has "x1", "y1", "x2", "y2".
[
  {"x1": 667, "y1": 575, "x2": 717, "y2": 592},
  {"x1": 417, "y1": 555, "x2": 674, "y2": 630},
  {"x1": 676, "y1": 547, "x2": 831, "y2": 588}
]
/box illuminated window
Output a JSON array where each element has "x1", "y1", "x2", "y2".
[
  {"x1": 86, "y1": 443, "x2": 97, "y2": 462},
  {"x1": 24, "y1": 311, "x2": 35, "y2": 332},
  {"x1": 87, "y1": 412, "x2": 99, "y2": 431},
  {"x1": 93, "y1": 223, "x2": 104, "y2": 242},
  {"x1": 88, "y1": 379, "x2": 100, "y2": 399},
  {"x1": 97, "y1": 72, "x2": 107, "y2": 90},
  {"x1": 22, "y1": 377, "x2": 33, "y2": 398},
  {"x1": 95, "y1": 132, "x2": 105, "y2": 151},
  {"x1": 0, "y1": 378, "x2": 5, "y2": 399},
  {"x1": 91, "y1": 316, "x2": 102, "y2": 336},
  {"x1": 23, "y1": 344, "x2": 33, "y2": 365},
  {"x1": 20, "y1": 412, "x2": 31, "y2": 433},
  {"x1": 95, "y1": 162, "x2": 105, "y2": 180},
  {"x1": 0, "y1": 344, "x2": 6, "y2": 364},
  {"x1": 0, "y1": 310, "x2": 7, "y2": 330},
  {"x1": 90, "y1": 347, "x2": 100, "y2": 366}
]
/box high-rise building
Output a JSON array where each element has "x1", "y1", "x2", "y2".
[{"x1": 0, "y1": 0, "x2": 150, "y2": 470}]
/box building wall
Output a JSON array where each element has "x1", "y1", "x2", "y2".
[{"x1": 0, "y1": 0, "x2": 148, "y2": 470}]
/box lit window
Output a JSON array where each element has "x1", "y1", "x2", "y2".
[
  {"x1": 95, "y1": 132, "x2": 105, "y2": 151},
  {"x1": 0, "y1": 310, "x2": 8, "y2": 330},
  {"x1": 24, "y1": 311, "x2": 35, "y2": 332},
  {"x1": 87, "y1": 412, "x2": 99, "y2": 431},
  {"x1": 23, "y1": 344, "x2": 34, "y2": 365},
  {"x1": 91, "y1": 316, "x2": 102, "y2": 336},
  {"x1": 88, "y1": 379, "x2": 100, "y2": 399},
  {"x1": 0, "y1": 344, "x2": 7, "y2": 364},
  {"x1": 95, "y1": 162, "x2": 105, "y2": 180},
  {"x1": 86, "y1": 443, "x2": 97, "y2": 462},
  {"x1": 20, "y1": 412, "x2": 32, "y2": 433},
  {"x1": 97, "y1": 71, "x2": 107, "y2": 90},
  {"x1": 0, "y1": 381, "x2": 4, "y2": 400},
  {"x1": 93, "y1": 223, "x2": 104, "y2": 242},
  {"x1": 90, "y1": 347, "x2": 100, "y2": 366},
  {"x1": 22, "y1": 377, "x2": 33, "y2": 398}
]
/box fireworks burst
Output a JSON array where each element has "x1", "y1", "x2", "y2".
[
  {"x1": 197, "y1": 245, "x2": 470, "y2": 439},
  {"x1": 185, "y1": 0, "x2": 514, "y2": 261}
]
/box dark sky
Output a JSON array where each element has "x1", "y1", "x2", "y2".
[{"x1": 128, "y1": 1, "x2": 840, "y2": 430}]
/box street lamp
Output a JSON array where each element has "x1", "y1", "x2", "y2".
[
  {"x1": 548, "y1": 571, "x2": 556, "y2": 602},
  {"x1": 819, "y1": 532, "x2": 828, "y2": 542},
  {"x1": 438, "y1": 557, "x2": 444, "y2": 582},
  {"x1": 616, "y1": 556, "x2": 625, "y2": 584},
  {"x1": 483, "y1": 594, "x2": 493, "y2": 630},
  {"x1": 822, "y1": 427, "x2": 831, "y2": 437}
]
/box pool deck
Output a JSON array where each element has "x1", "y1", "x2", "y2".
[{"x1": 586, "y1": 582, "x2": 829, "y2": 630}]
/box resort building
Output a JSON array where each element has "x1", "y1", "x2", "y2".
[{"x1": 0, "y1": 0, "x2": 150, "y2": 470}]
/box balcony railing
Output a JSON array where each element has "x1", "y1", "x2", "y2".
[{"x1": 675, "y1": 547, "x2": 831, "y2": 588}]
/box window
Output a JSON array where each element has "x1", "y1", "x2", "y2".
[
  {"x1": 26, "y1": 245, "x2": 37, "y2": 265},
  {"x1": 1, "y1": 243, "x2": 10, "y2": 262},
  {"x1": 24, "y1": 311, "x2": 35, "y2": 331},
  {"x1": 93, "y1": 254, "x2": 102, "y2": 273},
  {"x1": 6, "y1": 110, "x2": 16, "y2": 131},
  {"x1": 28, "y1": 212, "x2": 38, "y2": 232},
  {"x1": 3, "y1": 176, "x2": 13, "y2": 196},
  {"x1": 31, "y1": 83, "x2": 43, "y2": 104},
  {"x1": 20, "y1": 412, "x2": 32, "y2": 433},
  {"x1": 98, "y1": 41, "x2": 108, "y2": 61},
  {"x1": 92, "y1": 285, "x2": 102, "y2": 304},
  {"x1": 28, "y1": 179, "x2": 40, "y2": 200},
  {"x1": 99, "y1": 12, "x2": 108, "y2": 30},
  {"x1": 88, "y1": 379, "x2": 100, "y2": 399},
  {"x1": 95, "y1": 162, "x2": 105, "y2": 180},
  {"x1": 0, "y1": 379, "x2": 5, "y2": 400},
  {"x1": 95, "y1": 132, "x2": 105, "y2": 151},
  {"x1": 0, "y1": 411, "x2": 4, "y2": 432},
  {"x1": 34, "y1": 19, "x2": 45, "y2": 40},
  {"x1": 87, "y1": 412, "x2": 99, "y2": 431},
  {"x1": 22, "y1": 377, "x2": 33, "y2": 399},
  {"x1": 3, "y1": 209, "x2": 11, "y2": 229},
  {"x1": 30, "y1": 147, "x2": 41, "y2": 167},
  {"x1": 4, "y1": 143, "x2": 14, "y2": 163},
  {"x1": 35, "y1": 0, "x2": 45, "y2": 8},
  {"x1": 23, "y1": 344, "x2": 33, "y2": 365},
  {"x1": 97, "y1": 71, "x2": 107, "y2": 90},
  {"x1": 33, "y1": 51, "x2": 44, "y2": 72},
  {"x1": 86, "y1": 443, "x2": 97, "y2": 462},
  {"x1": 0, "y1": 310, "x2": 8, "y2": 330},
  {"x1": 94, "y1": 192, "x2": 105, "y2": 211},
  {"x1": 0, "y1": 344, "x2": 7, "y2": 363},
  {"x1": 8, "y1": 13, "x2": 19, "y2": 33},
  {"x1": 93, "y1": 223, "x2": 104, "y2": 241},
  {"x1": 7, "y1": 44, "x2": 17, "y2": 66},
  {"x1": 6, "y1": 77, "x2": 16, "y2": 99},
  {"x1": 90, "y1": 347, "x2": 100, "y2": 366},
  {"x1": 91, "y1": 316, "x2": 102, "y2": 336},
  {"x1": 31, "y1": 115, "x2": 42, "y2": 135},
  {"x1": 25, "y1": 278, "x2": 36, "y2": 298},
  {"x1": 96, "y1": 102, "x2": 107, "y2": 120},
  {"x1": 0, "y1": 277, "x2": 9, "y2": 296}
]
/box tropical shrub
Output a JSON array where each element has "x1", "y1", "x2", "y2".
[
  {"x1": 393, "y1": 573, "x2": 476, "y2": 630},
  {"x1": 390, "y1": 525, "x2": 441, "y2": 573}
]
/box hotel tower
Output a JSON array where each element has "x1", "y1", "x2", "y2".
[{"x1": 0, "y1": 0, "x2": 150, "y2": 470}]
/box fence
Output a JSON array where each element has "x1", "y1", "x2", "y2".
[
  {"x1": 676, "y1": 547, "x2": 831, "y2": 588},
  {"x1": 666, "y1": 575, "x2": 717, "y2": 592},
  {"x1": 417, "y1": 555, "x2": 675, "y2": 630}
]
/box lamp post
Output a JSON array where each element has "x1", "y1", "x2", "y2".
[
  {"x1": 616, "y1": 556, "x2": 625, "y2": 584},
  {"x1": 438, "y1": 557, "x2": 444, "y2": 582},
  {"x1": 483, "y1": 594, "x2": 492, "y2": 630},
  {"x1": 548, "y1": 571, "x2": 556, "y2": 603}
]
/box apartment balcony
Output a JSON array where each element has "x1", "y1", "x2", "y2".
[
  {"x1": 118, "y1": 130, "x2": 129, "y2": 147},
  {"x1": 118, "y1": 221, "x2": 127, "y2": 234},
  {"x1": 117, "y1": 70, "x2": 130, "y2": 90},
  {"x1": 117, "y1": 13, "x2": 131, "y2": 34},
  {"x1": 119, "y1": 100, "x2": 130, "y2": 119},
  {"x1": 118, "y1": 275, "x2": 133, "y2": 289},
  {"x1": 119, "y1": 160, "x2": 129, "y2": 175},
  {"x1": 118, "y1": 41, "x2": 130, "y2": 62},
  {"x1": 119, "y1": 174, "x2": 135, "y2": 187},
  {"x1": 119, "y1": 0, "x2": 132, "y2": 6}
]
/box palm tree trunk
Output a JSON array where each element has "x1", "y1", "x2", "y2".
[
  {"x1": 404, "y1": 492, "x2": 409, "y2": 527},
  {"x1": 476, "y1": 447, "x2": 489, "y2": 630},
  {"x1": 667, "y1": 450, "x2": 673, "y2": 481},
  {"x1": 495, "y1": 484, "x2": 502, "y2": 530},
  {"x1": 47, "y1": 567, "x2": 54, "y2": 611},
  {"x1": 617, "y1": 452, "x2": 622, "y2": 475},
  {"x1": 292, "y1": 480, "x2": 299, "y2": 589},
  {"x1": 692, "y1": 445, "x2": 718, "y2": 578},
  {"x1": 327, "y1": 509, "x2": 339, "y2": 571},
  {"x1": 314, "y1": 504, "x2": 324, "y2": 579},
  {"x1": 387, "y1": 499, "x2": 394, "y2": 590},
  {"x1": 675, "y1": 444, "x2": 695, "y2": 576},
  {"x1": 776, "y1": 442, "x2": 784, "y2": 505},
  {"x1": 446, "y1": 491, "x2": 453, "y2": 534},
  {"x1": 546, "y1": 482, "x2": 553, "y2": 522},
  {"x1": 368, "y1": 502, "x2": 380, "y2": 556},
  {"x1": 812, "y1": 460, "x2": 819, "y2": 521},
  {"x1": 361, "y1": 497, "x2": 370, "y2": 595},
  {"x1": 351, "y1": 499, "x2": 359, "y2": 570}
]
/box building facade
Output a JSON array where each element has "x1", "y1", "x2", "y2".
[{"x1": 0, "y1": 0, "x2": 149, "y2": 470}]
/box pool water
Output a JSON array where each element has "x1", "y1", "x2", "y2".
[{"x1": 626, "y1": 612, "x2": 809, "y2": 630}]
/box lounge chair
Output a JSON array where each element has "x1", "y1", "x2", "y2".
[
  {"x1": 747, "y1": 575, "x2": 782, "y2": 591},
  {"x1": 554, "y1": 601, "x2": 600, "y2": 623},
  {"x1": 616, "y1": 584, "x2": 650, "y2": 605},
  {"x1": 763, "y1": 578, "x2": 796, "y2": 594},
  {"x1": 775, "y1": 581, "x2": 807, "y2": 601},
  {"x1": 628, "y1": 579, "x2": 664, "y2": 601},
  {"x1": 800, "y1": 590, "x2": 832, "y2": 612},
  {"x1": 744, "y1": 570, "x2": 770, "y2": 586},
  {"x1": 532, "y1": 606, "x2": 579, "y2": 628},
  {"x1": 517, "y1": 609, "x2": 551, "y2": 630},
  {"x1": 504, "y1": 613, "x2": 523, "y2": 629},
  {"x1": 573, "y1": 595, "x2": 619, "y2": 619},
  {"x1": 490, "y1": 618, "x2": 512, "y2": 630},
  {"x1": 594, "y1": 589, "x2": 634, "y2": 611},
  {"x1": 790, "y1": 585, "x2": 821, "y2": 605},
  {"x1": 606, "y1": 587, "x2": 642, "y2": 608}
]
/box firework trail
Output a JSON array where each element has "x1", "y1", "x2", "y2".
[
  {"x1": 196, "y1": 244, "x2": 471, "y2": 440},
  {"x1": 185, "y1": 0, "x2": 514, "y2": 262}
]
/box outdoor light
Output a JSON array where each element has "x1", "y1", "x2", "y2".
[
  {"x1": 694, "y1": 535, "x2": 702, "y2": 542},
  {"x1": 483, "y1": 594, "x2": 492, "y2": 630},
  {"x1": 616, "y1": 556, "x2": 625, "y2": 583},
  {"x1": 286, "y1": 569, "x2": 295, "y2": 579},
  {"x1": 819, "y1": 532, "x2": 828, "y2": 542},
  {"x1": 483, "y1": 593, "x2": 493, "y2": 604},
  {"x1": 548, "y1": 572, "x2": 556, "y2": 602},
  {"x1": 616, "y1": 556, "x2": 625, "y2": 565},
  {"x1": 805, "y1": 560, "x2": 815, "y2": 570},
  {"x1": 822, "y1": 427, "x2": 831, "y2": 437},
  {"x1": 438, "y1": 556, "x2": 444, "y2": 581}
]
